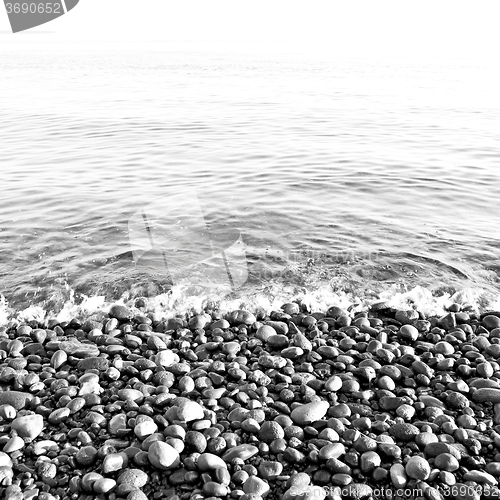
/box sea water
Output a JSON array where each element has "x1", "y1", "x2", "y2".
[{"x1": 1, "y1": 44, "x2": 500, "y2": 324}]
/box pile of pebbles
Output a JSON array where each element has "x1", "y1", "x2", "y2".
[{"x1": 1, "y1": 299, "x2": 500, "y2": 500}]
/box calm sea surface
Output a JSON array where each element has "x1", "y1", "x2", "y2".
[{"x1": 1, "y1": 46, "x2": 500, "y2": 319}]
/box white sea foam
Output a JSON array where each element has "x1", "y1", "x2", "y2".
[{"x1": 1, "y1": 281, "x2": 498, "y2": 328}]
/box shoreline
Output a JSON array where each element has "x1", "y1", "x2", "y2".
[{"x1": 1, "y1": 280, "x2": 498, "y2": 329}]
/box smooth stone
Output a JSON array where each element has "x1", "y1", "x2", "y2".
[
  {"x1": 48, "y1": 408, "x2": 70, "y2": 425},
  {"x1": 78, "y1": 380, "x2": 103, "y2": 396},
  {"x1": 117, "y1": 389, "x2": 144, "y2": 403},
  {"x1": 405, "y1": 456, "x2": 430, "y2": 480},
  {"x1": 3, "y1": 436, "x2": 24, "y2": 452},
  {"x1": 226, "y1": 310, "x2": 256, "y2": 326},
  {"x1": 256, "y1": 325, "x2": 277, "y2": 342},
  {"x1": 415, "y1": 433, "x2": 439, "y2": 447},
  {"x1": 197, "y1": 453, "x2": 227, "y2": 470},
  {"x1": 390, "y1": 464, "x2": 407, "y2": 488},
  {"x1": 318, "y1": 443, "x2": 346, "y2": 460},
  {"x1": 360, "y1": 451, "x2": 381, "y2": 473},
  {"x1": 0, "y1": 391, "x2": 33, "y2": 410},
  {"x1": 227, "y1": 408, "x2": 249, "y2": 423},
  {"x1": 424, "y1": 442, "x2": 461, "y2": 460},
  {"x1": 202, "y1": 387, "x2": 226, "y2": 399},
  {"x1": 282, "y1": 303, "x2": 300, "y2": 315},
  {"x1": 203, "y1": 482, "x2": 228, "y2": 497},
  {"x1": 483, "y1": 315, "x2": 500, "y2": 330},
  {"x1": 93, "y1": 478, "x2": 117, "y2": 494},
  {"x1": 103, "y1": 453, "x2": 128, "y2": 473},
  {"x1": 0, "y1": 453, "x2": 12, "y2": 468},
  {"x1": 434, "y1": 453, "x2": 459, "y2": 472},
  {"x1": 389, "y1": 423, "x2": 419, "y2": 441},
  {"x1": 212, "y1": 318, "x2": 230, "y2": 329},
  {"x1": 420, "y1": 395, "x2": 446, "y2": 409},
  {"x1": 11, "y1": 414, "x2": 44, "y2": 440},
  {"x1": 175, "y1": 400, "x2": 204, "y2": 422},
  {"x1": 486, "y1": 462, "x2": 500, "y2": 476},
  {"x1": 469, "y1": 379, "x2": 500, "y2": 389},
  {"x1": 32, "y1": 440, "x2": 58, "y2": 456},
  {"x1": 148, "y1": 441, "x2": 180, "y2": 470},
  {"x1": 434, "y1": 341, "x2": 455, "y2": 355},
  {"x1": 399, "y1": 324, "x2": 419, "y2": 341},
  {"x1": 109, "y1": 414, "x2": 128, "y2": 435},
  {"x1": 281, "y1": 347, "x2": 304, "y2": 359},
  {"x1": 155, "y1": 350, "x2": 178, "y2": 368},
  {"x1": 134, "y1": 420, "x2": 158, "y2": 439},
  {"x1": 291, "y1": 401, "x2": 329, "y2": 425},
  {"x1": 109, "y1": 304, "x2": 133, "y2": 321},
  {"x1": 75, "y1": 446, "x2": 98, "y2": 466},
  {"x1": 448, "y1": 380, "x2": 469, "y2": 393},
  {"x1": 161, "y1": 425, "x2": 184, "y2": 442},
  {"x1": 472, "y1": 388, "x2": 500, "y2": 403},
  {"x1": 243, "y1": 477, "x2": 270, "y2": 497},
  {"x1": 331, "y1": 473, "x2": 352, "y2": 486},
  {"x1": 223, "y1": 444, "x2": 259, "y2": 462},
  {"x1": 463, "y1": 470, "x2": 497, "y2": 486},
  {"x1": 222, "y1": 342, "x2": 241, "y2": 355},
  {"x1": 378, "y1": 443, "x2": 401, "y2": 459},
  {"x1": 50, "y1": 350, "x2": 68, "y2": 369},
  {"x1": 258, "y1": 461, "x2": 283, "y2": 479},
  {"x1": 325, "y1": 376, "x2": 343, "y2": 392}
]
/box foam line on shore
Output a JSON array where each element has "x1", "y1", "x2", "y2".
[{"x1": 1, "y1": 282, "x2": 498, "y2": 327}]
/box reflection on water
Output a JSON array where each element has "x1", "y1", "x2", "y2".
[{"x1": 1, "y1": 48, "x2": 500, "y2": 313}]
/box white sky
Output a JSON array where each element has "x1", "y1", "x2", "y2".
[{"x1": 0, "y1": 0, "x2": 499, "y2": 60}]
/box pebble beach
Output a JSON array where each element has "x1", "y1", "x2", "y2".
[{"x1": 2, "y1": 299, "x2": 500, "y2": 500}]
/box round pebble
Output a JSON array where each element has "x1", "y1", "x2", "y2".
[
  {"x1": 405, "y1": 456, "x2": 431, "y2": 480},
  {"x1": 148, "y1": 441, "x2": 180, "y2": 470}
]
